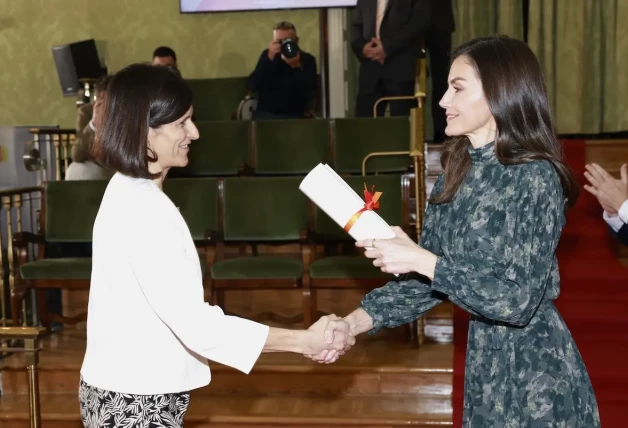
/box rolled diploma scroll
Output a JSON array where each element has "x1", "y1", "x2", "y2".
[{"x1": 299, "y1": 163, "x2": 396, "y2": 243}]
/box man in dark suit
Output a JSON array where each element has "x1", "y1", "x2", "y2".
[
  {"x1": 425, "y1": 0, "x2": 454, "y2": 142},
  {"x1": 351, "y1": 0, "x2": 430, "y2": 117}
]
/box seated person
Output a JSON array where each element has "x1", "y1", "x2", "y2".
[
  {"x1": 152, "y1": 46, "x2": 177, "y2": 67},
  {"x1": 152, "y1": 46, "x2": 181, "y2": 76},
  {"x1": 248, "y1": 21, "x2": 317, "y2": 119},
  {"x1": 584, "y1": 162, "x2": 628, "y2": 245},
  {"x1": 65, "y1": 75, "x2": 114, "y2": 181}
]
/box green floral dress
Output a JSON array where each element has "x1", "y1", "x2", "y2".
[{"x1": 361, "y1": 143, "x2": 601, "y2": 427}]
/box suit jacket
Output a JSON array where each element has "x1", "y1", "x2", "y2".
[
  {"x1": 427, "y1": 0, "x2": 454, "y2": 33},
  {"x1": 352, "y1": 0, "x2": 430, "y2": 84},
  {"x1": 74, "y1": 103, "x2": 95, "y2": 163},
  {"x1": 614, "y1": 223, "x2": 628, "y2": 246}
]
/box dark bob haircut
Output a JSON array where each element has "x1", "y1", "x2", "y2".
[
  {"x1": 432, "y1": 35, "x2": 579, "y2": 210},
  {"x1": 92, "y1": 63, "x2": 192, "y2": 179}
]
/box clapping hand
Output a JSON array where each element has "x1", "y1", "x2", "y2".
[
  {"x1": 356, "y1": 226, "x2": 437, "y2": 279},
  {"x1": 584, "y1": 163, "x2": 628, "y2": 215},
  {"x1": 303, "y1": 315, "x2": 355, "y2": 364}
]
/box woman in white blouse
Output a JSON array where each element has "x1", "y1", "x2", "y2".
[{"x1": 79, "y1": 63, "x2": 353, "y2": 428}]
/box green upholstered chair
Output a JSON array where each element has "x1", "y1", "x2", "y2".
[
  {"x1": 163, "y1": 177, "x2": 220, "y2": 285},
  {"x1": 11, "y1": 180, "x2": 109, "y2": 327},
  {"x1": 252, "y1": 119, "x2": 330, "y2": 175},
  {"x1": 210, "y1": 176, "x2": 313, "y2": 325},
  {"x1": 186, "y1": 77, "x2": 249, "y2": 121},
  {"x1": 333, "y1": 117, "x2": 412, "y2": 174},
  {"x1": 306, "y1": 173, "x2": 419, "y2": 339},
  {"x1": 171, "y1": 121, "x2": 251, "y2": 177}
]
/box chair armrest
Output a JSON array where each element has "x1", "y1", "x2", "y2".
[
  {"x1": 207, "y1": 230, "x2": 226, "y2": 262},
  {"x1": 237, "y1": 162, "x2": 255, "y2": 177},
  {"x1": 12, "y1": 232, "x2": 44, "y2": 267},
  {"x1": 13, "y1": 232, "x2": 45, "y2": 248},
  {"x1": 300, "y1": 229, "x2": 315, "y2": 268}
]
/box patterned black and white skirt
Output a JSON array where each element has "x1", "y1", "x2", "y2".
[{"x1": 78, "y1": 377, "x2": 190, "y2": 427}]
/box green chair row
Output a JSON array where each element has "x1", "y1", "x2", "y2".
[
  {"x1": 174, "y1": 117, "x2": 412, "y2": 177},
  {"x1": 186, "y1": 75, "x2": 324, "y2": 122},
  {"x1": 11, "y1": 175, "x2": 414, "y2": 332},
  {"x1": 186, "y1": 77, "x2": 249, "y2": 122}
]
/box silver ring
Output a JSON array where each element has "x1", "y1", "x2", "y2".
[{"x1": 372, "y1": 238, "x2": 376, "y2": 248}]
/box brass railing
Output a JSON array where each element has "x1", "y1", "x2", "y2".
[
  {"x1": 28, "y1": 128, "x2": 76, "y2": 181},
  {"x1": 362, "y1": 49, "x2": 429, "y2": 346},
  {"x1": 0, "y1": 187, "x2": 42, "y2": 327},
  {"x1": 0, "y1": 327, "x2": 46, "y2": 428}
]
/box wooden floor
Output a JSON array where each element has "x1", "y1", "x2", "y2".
[{"x1": 0, "y1": 304, "x2": 454, "y2": 428}]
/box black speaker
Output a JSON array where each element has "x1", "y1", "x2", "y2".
[{"x1": 52, "y1": 39, "x2": 104, "y2": 97}]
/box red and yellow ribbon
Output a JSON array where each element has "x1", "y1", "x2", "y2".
[{"x1": 343, "y1": 184, "x2": 382, "y2": 232}]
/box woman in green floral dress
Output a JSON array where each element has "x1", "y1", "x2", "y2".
[{"x1": 310, "y1": 36, "x2": 601, "y2": 427}]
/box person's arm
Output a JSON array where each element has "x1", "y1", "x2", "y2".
[
  {"x1": 311, "y1": 176, "x2": 446, "y2": 363},
  {"x1": 610, "y1": 223, "x2": 628, "y2": 247},
  {"x1": 248, "y1": 50, "x2": 277, "y2": 92},
  {"x1": 351, "y1": 1, "x2": 370, "y2": 60},
  {"x1": 293, "y1": 55, "x2": 318, "y2": 110},
  {"x1": 603, "y1": 199, "x2": 628, "y2": 231},
  {"x1": 128, "y1": 189, "x2": 349, "y2": 373},
  {"x1": 358, "y1": 278, "x2": 443, "y2": 333},
  {"x1": 380, "y1": 0, "x2": 431, "y2": 58},
  {"x1": 347, "y1": 175, "x2": 448, "y2": 335},
  {"x1": 604, "y1": 211, "x2": 625, "y2": 232},
  {"x1": 73, "y1": 104, "x2": 94, "y2": 162},
  {"x1": 429, "y1": 165, "x2": 563, "y2": 327}
]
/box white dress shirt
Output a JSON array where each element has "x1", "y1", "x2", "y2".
[
  {"x1": 603, "y1": 199, "x2": 628, "y2": 232},
  {"x1": 81, "y1": 173, "x2": 269, "y2": 395}
]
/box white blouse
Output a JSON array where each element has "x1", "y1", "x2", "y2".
[{"x1": 80, "y1": 173, "x2": 269, "y2": 395}]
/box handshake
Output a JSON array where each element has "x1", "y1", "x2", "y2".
[
  {"x1": 300, "y1": 314, "x2": 356, "y2": 364},
  {"x1": 264, "y1": 309, "x2": 372, "y2": 361}
]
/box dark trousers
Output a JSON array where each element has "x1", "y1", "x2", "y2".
[
  {"x1": 355, "y1": 78, "x2": 416, "y2": 118},
  {"x1": 425, "y1": 30, "x2": 452, "y2": 143}
]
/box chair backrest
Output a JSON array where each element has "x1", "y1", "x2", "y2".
[
  {"x1": 221, "y1": 177, "x2": 308, "y2": 241},
  {"x1": 186, "y1": 77, "x2": 248, "y2": 121},
  {"x1": 313, "y1": 174, "x2": 406, "y2": 240},
  {"x1": 163, "y1": 178, "x2": 219, "y2": 241},
  {"x1": 174, "y1": 121, "x2": 250, "y2": 177},
  {"x1": 333, "y1": 117, "x2": 411, "y2": 174},
  {"x1": 44, "y1": 180, "x2": 109, "y2": 242},
  {"x1": 253, "y1": 119, "x2": 329, "y2": 175}
]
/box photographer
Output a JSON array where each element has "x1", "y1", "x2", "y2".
[{"x1": 248, "y1": 21, "x2": 317, "y2": 119}]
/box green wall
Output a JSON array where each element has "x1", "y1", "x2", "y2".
[{"x1": 0, "y1": 0, "x2": 320, "y2": 128}]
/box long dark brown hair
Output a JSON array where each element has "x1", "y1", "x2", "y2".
[{"x1": 430, "y1": 35, "x2": 579, "y2": 209}]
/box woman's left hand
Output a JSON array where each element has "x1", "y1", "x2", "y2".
[{"x1": 356, "y1": 226, "x2": 438, "y2": 278}]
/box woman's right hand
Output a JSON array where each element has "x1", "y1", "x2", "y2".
[
  {"x1": 305, "y1": 308, "x2": 374, "y2": 363},
  {"x1": 301, "y1": 315, "x2": 355, "y2": 363}
]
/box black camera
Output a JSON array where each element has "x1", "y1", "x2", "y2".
[{"x1": 280, "y1": 38, "x2": 299, "y2": 59}]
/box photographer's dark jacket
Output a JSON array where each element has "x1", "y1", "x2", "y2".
[{"x1": 248, "y1": 49, "x2": 317, "y2": 117}]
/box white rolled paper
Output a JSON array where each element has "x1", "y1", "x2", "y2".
[{"x1": 299, "y1": 163, "x2": 396, "y2": 242}]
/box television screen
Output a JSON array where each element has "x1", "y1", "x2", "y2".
[{"x1": 180, "y1": 0, "x2": 357, "y2": 13}]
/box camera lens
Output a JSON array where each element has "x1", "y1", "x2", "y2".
[{"x1": 281, "y1": 38, "x2": 298, "y2": 59}]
